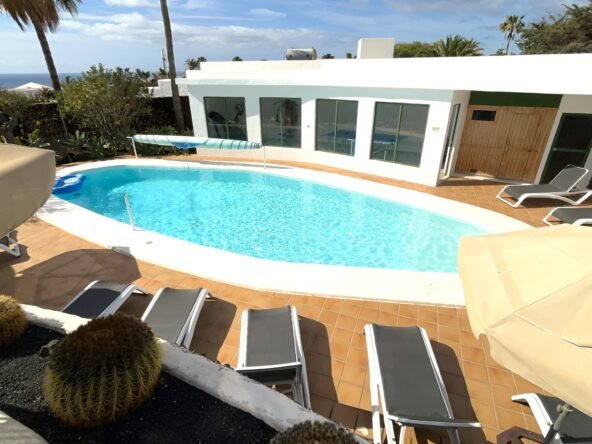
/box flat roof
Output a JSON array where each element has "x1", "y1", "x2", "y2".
[{"x1": 177, "y1": 54, "x2": 592, "y2": 95}]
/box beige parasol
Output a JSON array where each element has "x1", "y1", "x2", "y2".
[
  {"x1": 458, "y1": 224, "x2": 592, "y2": 418},
  {"x1": 0, "y1": 144, "x2": 55, "y2": 239}
]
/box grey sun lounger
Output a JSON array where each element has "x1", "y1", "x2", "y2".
[
  {"x1": 236, "y1": 306, "x2": 311, "y2": 409},
  {"x1": 497, "y1": 165, "x2": 592, "y2": 208},
  {"x1": 364, "y1": 324, "x2": 480, "y2": 444},
  {"x1": 543, "y1": 206, "x2": 592, "y2": 226},
  {"x1": 141, "y1": 287, "x2": 209, "y2": 349},
  {"x1": 512, "y1": 393, "x2": 592, "y2": 444},
  {"x1": 62, "y1": 280, "x2": 147, "y2": 318}
]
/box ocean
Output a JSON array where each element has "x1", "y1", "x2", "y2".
[{"x1": 0, "y1": 73, "x2": 80, "y2": 89}]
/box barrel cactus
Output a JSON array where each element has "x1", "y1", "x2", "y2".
[
  {"x1": 271, "y1": 420, "x2": 357, "y2": 444},
  {"x1": 43, "y1": 313, "x2": 162, "y2": 428},
  {"x1": 0, "y1": 295, "x2": 27, "y2": 349}
]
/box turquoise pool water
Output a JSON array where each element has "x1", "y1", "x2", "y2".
[{"x1": 58, "y1": 166, "x2": 485, "y2": 272}]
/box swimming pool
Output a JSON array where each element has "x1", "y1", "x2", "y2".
[{"x1": 58, "y1": 165, "x2": 485, "y2": 272}]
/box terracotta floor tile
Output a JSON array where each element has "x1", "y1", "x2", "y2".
[
  {"x1": 331, "y1": 327, "x2": 353, "y2": 346},
  {"x1": 398, "y1": 304, "x2": 418, "y2": 319},
  {"x1": 310, "y1": 395, "x2": 335, "y2": 418},
  {"x1": 340, "y1": 365, "x2": 366, "y2": 387},
  {"x1": 377, "y1": 311, "x2": 397, "y2": 326},
  {"x1": 418, "y1": 308, "x2": 438, "y2": 324},
  {"x1": 346, "y1": 348, "x2": 368, "y2": 367},
  {"x1": 323, "y1": 299, "x2": 343, "y2": 313},
  {"x1": 337, "y1": 380, "x2": 363, "y2": 407},
  {"x1": 358, "y1": 307, "x2": 379, "y2": 323},
  {"x1": 318, "y1": 309, "x2": 339, "y2": 326},
  {"x1": 487, "y1": 367, "x2": 516, "y2": 390},
  {"x1": 330, "y1": 404, "x2": 359, "y2": 430},
  {"x1": 335, "y1": 314, "x2": 357, "y2": 331},
  {"x1": 496, "y1": 407, "x2": 527, "y2": 431},
  {"x1": 340, "y1": 303, "x2": 361, "y2": 318},
  {"x1": 463, "y1": 361, "x2": 489, "y2": 383}
]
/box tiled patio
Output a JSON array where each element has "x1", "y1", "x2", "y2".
[{"x1": 2, "y1": 158, "x2": 580, "y2": 443}]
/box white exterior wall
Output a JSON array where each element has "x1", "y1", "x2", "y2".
[
  {"x1": 534, "y1": 95, "x2": 592, "y2": 185},
  {"x1": 188, "y1": 84, "x2": 455, "y2": 186},
  {"x1": 441, "y1": 90, "x2": 471, "y2": 182}
]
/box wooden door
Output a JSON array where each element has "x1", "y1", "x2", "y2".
[
  {"x1": 455, "y1": 105, "x2": 512, "y2": 178},
  {"x1": 455, "y1": 105, "x2": 557, "y2": 181},
  {"x1": 496, "y1": 112, "x2": 541, "y2": 180}
]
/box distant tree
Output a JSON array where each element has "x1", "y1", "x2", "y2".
[
  {"x1": 158, "y1": 0, "x2": 185, "y2": 131},
  {"x1": 0, "y1": 0, "x2": 82, "y2": 92},
  {"x1": 321, "y1": 53, "x2": 335, "y2": 59},
  {"x1": 517, "y1": 1, "x2": 592, "y2": 54},
  {"x1": 232, "y1": 56, "x2": 243, "y2": 61},
  {"x1": 345, "y1": 52, "x2": 353, "y2": 59},
  {"x1": 500, "y1": 15, "x2": 525, "y2": 55},
  {"x1": 185, "y1": 56, "x2": 207, "y2": 70},
  {"x1": 393, "y1": 41, "x2": 434, "y2": 57},
  {"x1": 430, "y1": 35, "x2": 482, "y2": 56},
  {"x1": 493, "y1": 48, "x2": 506, "y2": 56}
]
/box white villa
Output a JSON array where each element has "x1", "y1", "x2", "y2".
[{"x1": 177, "y1": 39, "x2": 592, "y2": 187}]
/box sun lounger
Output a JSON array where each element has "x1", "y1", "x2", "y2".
[
  {"x1": 0, "y1": 231, "x2": 20, "y2": 257},
  {"x1": 512, "y1": 393, "x2": 592, "y2": 444},
  {"x1": 62, "y1": 280, "x2": 147, "y2": 318},
  {"x1": 236, "y1": 306, "x2": 311, "y2": 409},
  {"x1": 364, "y1": 324, "x2": 480, "y2": 444},
  {"x1": 497, "y1": 165, "x2": 592, "y2": 208},
  {"x1": 543, "y1": 206, "x2": 592, "y2": 226},
  {"x1": 141, "y1": 287, "x2": 209, "y2": 349}
]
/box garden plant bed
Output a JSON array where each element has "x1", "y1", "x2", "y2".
[{"x1": 0, "y1": 325, "x2": 276, "y2": 444}]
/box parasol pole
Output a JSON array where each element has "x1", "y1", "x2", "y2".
[{"x1": 543, "y1": 403, "x2": 573, "y2": 444}]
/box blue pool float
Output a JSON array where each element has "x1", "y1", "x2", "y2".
[{"x1": 53, "y1": 174, "x2": 85, "y2": 194}]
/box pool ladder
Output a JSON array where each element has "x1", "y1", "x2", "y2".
[{"x1": 123, "y1": 192, "x2": 136, "y2": 230}]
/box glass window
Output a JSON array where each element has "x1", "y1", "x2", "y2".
[
  {"x1": 204, "y1": 97, "x2": 248, "y2": 140},
  {"x1": 472, "y1": 110, "x2": 496, "y2": 121},
  {"x1": 260, "y1": 98, "x2": 302, "y2": 148},
  {"x1": 315, "y1": 99, "x2": 358, "y2": 156},
  {"x1": 370, "y1": 102, "x2": 429, "y2": 167}
]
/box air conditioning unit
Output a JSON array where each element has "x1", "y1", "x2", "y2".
[{"x1": 285, "y1": 48, "x2": 317, "y2": 60}]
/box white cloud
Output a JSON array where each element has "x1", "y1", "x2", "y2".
[
  {"x1": 104, "y1": 0, "x2": 159, "y2": 7},
  {"x1": 59, "y1": 11, "x2": 326, "y2": 50},
  {"x1": 248, "y1": 8, "x2": 287, "y2": 19},
  {"x1": 183, "y1": 0, "x2": 209, "y2": 9}
]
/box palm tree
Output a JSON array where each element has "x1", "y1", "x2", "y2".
[
  {"x1": 158, "y1": 0, "x2": 185, "y2": 131},
  {"x1": 0, "y1": 0, "x2": 81, "y2": 92},
  {"x1": 232, "y1": 56, "x2": 242, "y2": 61},
  {"x1": 430, "y1": 35, "x2": 483, "y2": 56},
  {"x1": 499, "y1": 15, "x2": 525, "y2": 55}
]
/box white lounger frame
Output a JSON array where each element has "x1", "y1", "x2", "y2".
[
  {"x1": 543, "y1": 207, "x2": 592, "y2": 226},
  {"x1": 496, "y1": 167, "x2": 591, "y2": 208},
  {"x1": 0, "y1": 231, "x2": 20, "y2": 257},
  {"x1": 364, "y1": 324, "x2": 480, "y2": 444},
  {"x1": 62, "y1": 280, "x2": 147, "y2": 318},
  {"x1": 141, "y1": 287, "x2": 209, "y2": 349},
  {"x1": 236, "y1": 306, "x2": 311, "y2": 409},
  {"x1": 512, "y1": 393, "x2": 562, "y2": 444}
]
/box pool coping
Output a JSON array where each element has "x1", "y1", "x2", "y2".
[{"x1": 38, "y1": 159, "x2": 531, "y2": 306}]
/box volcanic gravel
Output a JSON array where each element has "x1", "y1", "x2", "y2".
[{"x1": 0, "y1": 325, "x2": 276, "y2": 443}]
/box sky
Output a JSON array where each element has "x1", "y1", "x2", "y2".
[{"x1": 0, "y1": 0, "x2": 586, "y2": 73}]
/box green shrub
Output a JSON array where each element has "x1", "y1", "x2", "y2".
[
  {"x1": 0, "y1": 295, "x2": 27, "y2": 349},
  {"x1": 44, "y1": 313, "x2": 162, "y2": 428},
  {"x1": 62, "y1": 64, "x2": 151, "y2": 147},
  {"x1": 270, "y1": 421, "x2": 357, "y2": 444}
]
